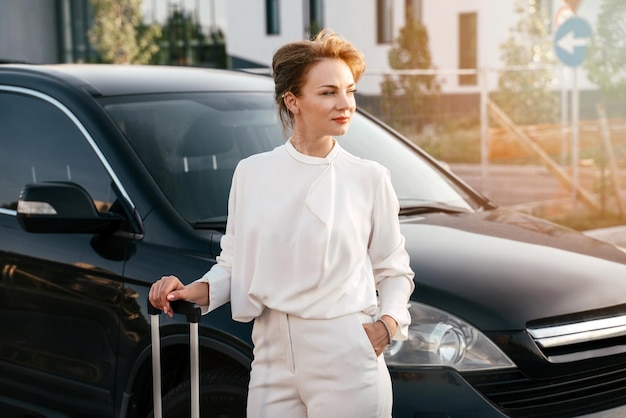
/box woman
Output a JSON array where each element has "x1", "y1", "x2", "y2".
[{"x1": 149, "y1": 29, "x2": 414, "y2": 418}]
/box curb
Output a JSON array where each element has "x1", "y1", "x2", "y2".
[{"x1": 584, "y1": 226, "x2": 626, "y2": 248}]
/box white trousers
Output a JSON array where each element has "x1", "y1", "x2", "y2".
[{"x1": 246, "y1": 309, "x2": 392, "y2": 418}]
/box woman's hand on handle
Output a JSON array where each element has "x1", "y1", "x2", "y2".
[{"x1": 149, "y1": 275, "x2": 209, "y2": 318}]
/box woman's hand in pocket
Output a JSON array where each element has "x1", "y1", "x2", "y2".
[{"x1": 362, "y1": 316, "x2": 397, "y2": 357}]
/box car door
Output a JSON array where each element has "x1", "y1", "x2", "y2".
[{"x1": 0, "y1": 87, "x2": 128, "y2": 417}]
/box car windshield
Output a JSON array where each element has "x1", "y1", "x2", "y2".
[{"x1": 101, "y1": 92, "x2": 484, "y2": 226}]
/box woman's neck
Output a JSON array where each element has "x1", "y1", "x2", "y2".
[{"x1": 290, "y1": 134, "x2": 335, "y2": 158}]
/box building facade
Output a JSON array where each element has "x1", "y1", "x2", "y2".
[
  {"x1": 0, "y1": 0, "x2": 603, "y2": 96},
  {"x1": 222, "y1": 0, "x2": 600, "y2": 95}
]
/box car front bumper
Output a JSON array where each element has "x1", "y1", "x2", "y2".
[{"x1": 391, "y1": 368, "x2": 508, "y2": 417}]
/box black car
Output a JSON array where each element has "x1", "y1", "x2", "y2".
[{"x1": 2, "y1": 64, "x2": 626, "y2": 418}]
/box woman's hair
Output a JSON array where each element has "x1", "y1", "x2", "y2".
[{"x1": 272, "y1": 29, "x2": 366, "y2": 131}]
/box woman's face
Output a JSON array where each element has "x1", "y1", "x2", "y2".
[{"x1": 293, "y1": 58, "x2": 356, "y2": 139}]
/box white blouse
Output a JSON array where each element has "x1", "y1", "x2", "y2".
[{"x1": 195, "y1": 139, "x2": 415, "y2": 340}]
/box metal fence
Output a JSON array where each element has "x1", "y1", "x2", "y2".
[{"x1": 357, "y1": 66, "x2": 626, "y2": 216}]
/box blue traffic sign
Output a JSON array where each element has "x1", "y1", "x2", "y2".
[{"x1": 554, "y1": 16, "x2": 592, "y2": 67}]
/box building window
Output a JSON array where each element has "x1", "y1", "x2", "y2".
[
  {"x1": 266, "y1": 0, "x2": 280, "y2": 35},
  {"x1": 138, "y1": 0, "x2": 227, "y2": 68},
  {"x1": 307, "y1": 0, "x2": 324, "y2": 37},
  {"x1": 57, "y1": 0, "x2": 97, "y2": 63},
  {"x1": 458, "y1": 12, "x2": 477, "y2": 85},
  {"x1": 377, "y1": 0, "x2": 393, "y2": 44}
]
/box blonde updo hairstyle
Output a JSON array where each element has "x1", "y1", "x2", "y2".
[{"x1": 272, "y1": 29, "x2": 366, "y2": 131}]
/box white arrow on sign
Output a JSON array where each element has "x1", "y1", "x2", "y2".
[{"x1": 556, "y1": 30, "x2": 590, "y2": 54}]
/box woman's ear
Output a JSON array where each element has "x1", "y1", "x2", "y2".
[{"x1": 283, "y1": 92, "x2": 299, "y2": 115}]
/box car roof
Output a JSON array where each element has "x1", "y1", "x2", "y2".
[{"x1": 0, "y1": 64, "x2": 275, "y2": 96}]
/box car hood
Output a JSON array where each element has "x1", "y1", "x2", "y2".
[{"x1": 401, "y1": 208, "x2": 626, "y2": 331}]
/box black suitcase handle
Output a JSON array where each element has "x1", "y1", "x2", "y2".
[
  {"x1": 147, "y1": 298, "x2": 201, "y2": 323},
  {"x1": 148, "y1": 297, "x2": 202, "y2": 418}
]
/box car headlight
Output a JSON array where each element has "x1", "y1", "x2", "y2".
[{"x1": 384, "y1": 302, "x2": 515, "y2": 371}]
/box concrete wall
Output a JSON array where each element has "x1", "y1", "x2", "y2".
[{"x1": 0, "y1": 0, "x2": 59, "y2": 64}]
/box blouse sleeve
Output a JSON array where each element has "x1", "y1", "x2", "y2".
[
  {"x1": 369, "y1": 169, "x2": 415, "y2": 341},
  {"x1": 193, "y1": 168, "x2": 238, "y2": 314}
]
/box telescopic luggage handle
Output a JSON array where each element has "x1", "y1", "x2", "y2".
[
  {"x1": 148, "y1": 298, "x2": 202, "y2": 418},
  {"x1": 148, "y1": 299, "x2": 202, "y2": 322}
]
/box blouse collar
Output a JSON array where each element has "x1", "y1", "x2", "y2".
[{"x1": 286, "y1": 137, "x2": 341, "y2": 165}]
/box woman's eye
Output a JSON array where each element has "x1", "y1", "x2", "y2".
[{"x1": 322, "y1": 90, "x2": 356, "y2": 96}]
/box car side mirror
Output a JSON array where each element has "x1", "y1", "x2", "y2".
[{"x1": 17, "y1": 182, "x2": 123, "y2": 234}]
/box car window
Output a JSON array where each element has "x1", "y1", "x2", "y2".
[
  {"x1": 102, "y1": 93, "x2": 285, "y2": 223},
  {"x1": 0, "y1": 91, "x2": 116, "y2": 214},
  {"x1": 101, "y1": 91, "x2": 481, "y2": 225},
  {"x1": 340, "y1": 112, "x2": 478, "y2": 211}
]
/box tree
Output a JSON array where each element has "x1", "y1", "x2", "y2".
[
  {"x1": 380, "y1": 11, "x2": 440, "y2": 132},
  {"x1": 494, "y1": 0, "x2": 559, "y2": 125},
  {"x1": 88, "y1": 0, "x2": 161, "y2": 64},
  {"x1": 584, "y1": 0, "x2": 626, "y2": 102},
  {"x1": 151, "y1": 6, "x2": 226, "y2": 68}
]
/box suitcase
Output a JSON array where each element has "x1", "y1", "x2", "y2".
[{"x1": 148, "y1": 298, "x2": 202, "y2": 418}]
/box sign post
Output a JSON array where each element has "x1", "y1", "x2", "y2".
[{"x1": 554, "y1": 16, "x2": 592, "y2": 213}]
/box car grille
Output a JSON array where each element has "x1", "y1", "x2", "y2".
[
  {"x1": 528, "y1": 314, "x2": 626, "y2": 363},
  {"x1": 464, "y1": 363, "x2": 626, "y2": 418},
  {"x1": 464, "y1": 315, "x2": 626, "y2": 417}
]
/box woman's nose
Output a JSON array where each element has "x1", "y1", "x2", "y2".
[{"x1": 336, "y1": 92, "x2": 354, "y2": 109}]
